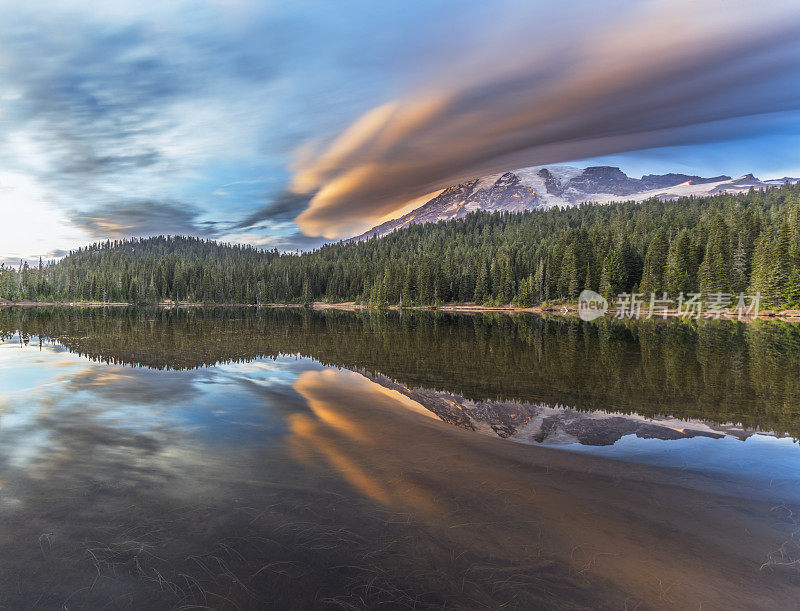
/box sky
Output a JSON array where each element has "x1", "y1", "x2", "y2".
[{"x1": 1, "y1": 0, "x2": 800, "y2": 263}]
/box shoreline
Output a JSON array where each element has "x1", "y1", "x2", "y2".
[{"x1": 3, "y1": 298, "x2": 800, "y2": 322}]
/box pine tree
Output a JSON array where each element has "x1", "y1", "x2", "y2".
[
  {"x1": 785, "y1": 269, "x2": 800, "y2": 309},
  {"x1": 620, "y1": 237, "x2": 642, "y2": 293},
  {"x1": 301, "y1": 273, "x2": 312, "y2": 306},
  {"x1": 698, "y1": 215, "x2": 732, "y2": 294},
  {"x1": 533, "y1": 258, "x2": 546, "y2": 303},
  {"x1": 666, "y1": 229, "x2": 694, "y2": 296},
  {"x1": 732, "y1": 235, "x2": 749, "y2": 294},
  {"x1": 769, "y1": 220, "x2": 792, "y2": 307},
  {"x1": 473, "y1": 260, "x2": 489, "y2": 303},
  {"x1": 599, "y1": 246, "x2": 625, "y2": 300},
  {"x1": 558, "y1": 244, "x2": 579, "y2": 299},
  {"x1": 748, "y1": 232, "x2": 771, "y2": 303},
  {"x1": 516, "y1": 275, "x2": 534, "y2": 307},
  {"x1": 402, "y1": 264, "x2": 415, "y2": 306},
  {"x1": 640, "y1": 228, "x2": 668, "y2": 295}
]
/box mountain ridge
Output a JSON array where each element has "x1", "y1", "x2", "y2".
[{"x1": 351, "y1": 165, "x2": 798, "y2": 241}]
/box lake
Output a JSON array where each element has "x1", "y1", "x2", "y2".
[{"x1": 1, "y1": 307, "x2": 800, "y2": 608}]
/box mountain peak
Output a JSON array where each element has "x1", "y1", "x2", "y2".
[
  {"x1": 583, "y1": 165, "x2": 628, "y2": 176},
  {"x1": 349, "y1": 166, "x2": 794, "y2": 242}
]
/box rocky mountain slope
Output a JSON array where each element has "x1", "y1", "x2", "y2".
[{"x1": 352, "y1": 165, "x2": 798, "y2": 241}]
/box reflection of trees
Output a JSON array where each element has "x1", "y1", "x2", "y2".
[{"x1": 2, "y1": 307, "x2": 800, "y2": 437}]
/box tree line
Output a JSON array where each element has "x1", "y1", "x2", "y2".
[{"x1": 2, "y1": 182, "x2": 800, "y2": 308}]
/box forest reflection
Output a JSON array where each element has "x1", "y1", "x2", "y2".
[{"x1": 2, "y1": 306, "x2": 800, "y2": 439}]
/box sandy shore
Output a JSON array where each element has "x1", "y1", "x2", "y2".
[{"x1": 3, "y1": 297, "x2": 800, "y2": 322}]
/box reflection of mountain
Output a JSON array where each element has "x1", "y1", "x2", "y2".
[
  {"x1": 361, "y1": 371, "x2": 770, "y2": 446},
  {"x1": 3, "y1": 306, "x2": 800, "y2": 439},
  {"x1": 283, "y1": 367, "x2": 800, "y2": 609}
]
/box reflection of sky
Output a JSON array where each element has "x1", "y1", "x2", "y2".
[
  {"x1": 0, "y1": 335, "x2": 88, "y2": 393},
  {"x1": 4, "y1": 334, "x2": 800, "y2": 499},
  {"x1": 0, "y1": 338, "x2": 321, "y2": 480},
  {"x1": 563, "y1": 434, "x2": 800, "y2": 500}
]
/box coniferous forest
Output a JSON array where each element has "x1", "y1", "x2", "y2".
[{"x1": 2, "y1": 182, "x2": 800, "y2": 309}]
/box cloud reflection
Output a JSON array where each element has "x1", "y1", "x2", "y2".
[{"x1": 290, "y1": 369, "x2": 443, "y2": 515}]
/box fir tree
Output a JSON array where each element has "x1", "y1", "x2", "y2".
[
  {"x1": 698, "y1": 215, "x2": 732, "y2": 294},
  {"x1": 666, "y1": 229, "x2": 695, "y2": 296},
  {"x1": 599, "y1": 246, "x2": 625, "y2": 300},
  {"x1": 640, "y1": 228, "x2": 668, "y2": 295}
]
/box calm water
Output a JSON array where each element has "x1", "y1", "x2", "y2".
[{"x1": 1, "y1": 307, "x2": 800, "y2": 608}]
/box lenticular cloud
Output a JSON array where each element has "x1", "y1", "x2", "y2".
[{"x1": 292, "y1": 0, "x2": 800, "y2": 239}]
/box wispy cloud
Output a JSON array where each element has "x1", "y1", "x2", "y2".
[
  {"x1": 221, "y1": 226, "x2": 327, "y2": 253},
  {"x1": 69, "y1": 200, "x2": 217, "y2": 238},
  {"x1": 233, "y1": 191, "x2": 313, "y2": 229},
  {"x1": 0, "y1": 0, "x2": 399, "y2": 253}
]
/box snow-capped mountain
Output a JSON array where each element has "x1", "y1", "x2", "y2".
[{"x1": 351, "y1": 166, "x2": 798, "y2": 241}]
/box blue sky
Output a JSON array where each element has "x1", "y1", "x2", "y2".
[{"x1": 1, "y1": 0, "x2": 799, "y2": 262}]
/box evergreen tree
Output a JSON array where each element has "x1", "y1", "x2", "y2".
[
  {"x1": 473, "y1": 260, "x2": 489, "y2": 303},
  {"x1": 698, "y1": 215, "x2": 732, "y2": 294},
  {"x1": 599, "y1": 246, "x2": 625, "y2": 299},
  {"x1": 666, "y1": 229, "x2": 695, "y2": 296},
  {"x1": 732, "y1": 234, "x2": 749, "y2": 294},
  {"x1": 769, "y1": 220, "x2": 793, "y2": 307},
  {"x1": 639, "y1": 228, "x2": 668, "y2": 295},
  {"x1": 533, "y1": 258, "x2": 546, "y2": 303}
]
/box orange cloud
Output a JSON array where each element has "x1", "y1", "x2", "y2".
[{"x1": 291, "y1": 0, "x2": 800, "y2": 238}]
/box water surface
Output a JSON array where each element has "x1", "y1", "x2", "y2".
[{"x1": 1, "y1": 307, "x2": 799, "y2": 608}]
